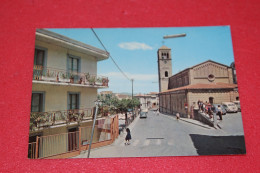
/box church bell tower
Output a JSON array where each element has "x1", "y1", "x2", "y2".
[{"x1": 157, "y1": 45, "x2": 172, "y2": 92}]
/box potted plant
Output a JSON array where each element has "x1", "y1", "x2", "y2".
[
  {"x1": 85, "y1": 73, "x2": 91, "y2": 85},
  {"x1": 102, "y1": 77, "x2": 108, "y2": 86},
  {"x1": 59, "y1": 72, "x2": 70, "y2": 83},
  {"x1": 89, "y1": 77, "x2": 96, "y2": 85},
  {"x1": 42, "y1": 70, "x2": 57, "y2": 81},
  {"x1": 96, "y1": 77, "x2": 103, "y2": 86},
  {"x1": 70, "y1": 73, "x2": 75, "y2": 83}
]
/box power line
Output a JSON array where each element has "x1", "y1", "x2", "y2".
[{"x1": 91, "y1": 28, "x2": 131, "y2": 81}]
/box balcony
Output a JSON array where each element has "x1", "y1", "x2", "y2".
[
  {"x1": 32, "y1": 65, "x2": 109, "y2": 88},
  {"x1": 30, "y1": 108, "x2": 105, "y2": 131}
]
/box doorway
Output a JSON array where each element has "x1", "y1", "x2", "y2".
[
  {"x1": 68, "y1": 127, "x2": 79, "y2": 151},
  {"x1": 209, "y1": 97, "x2": 214, "y2": 105}
]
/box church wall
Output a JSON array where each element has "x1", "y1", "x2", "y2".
[
  {"x1": 159, "y1": 89, "x2": 239, "y2": 117},
  {"x1": 187, "y1": 89, "x2": 237, "y2": 106},
  {"x1": 159, "y1": 91, "x2": 187, "y2": 117},
  {"x1": 168, "y1": 69, "x2": 189, "y2": 89}
]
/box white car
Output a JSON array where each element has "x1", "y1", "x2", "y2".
[
  {"x1": 233, "y1": 101, "x2": 241, "y2": 112},
  {"x1": 222, "y1": 102, "x2": 238, "y2": 113}
]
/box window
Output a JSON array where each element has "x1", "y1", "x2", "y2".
[
  {"x1": 165, "y1": 71, "x2": 168, "y2": 77},
  {"x1": 34, "y1": 49, "x2": 45, "y2": 66},
  {"x1": 68, "y1": 93, "x2": 80, "y2": 110},
  {"x1": 161, "y1": 53, "x2": 166, "y2": 59},
  {"x1": 31, "y1": 93, "x2": 44, "y2": 112},
  {"x1": 68, "y1": 56, "x2": 79, "y2": 72},
  {"x1": 67, "y1": 55, "x2": 81, "y2": 83}
]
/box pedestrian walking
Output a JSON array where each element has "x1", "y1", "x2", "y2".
[
  {"x1": 190, "y1": 102, "x2": 195, "y2": 119},
  {"x1": 176, "y1": 113, "x2": 180, "y2": 120},
  {"x1": 125, "y1": 128, "x2": 131, "y2": 145},
  {"x1": 216, "y1": 105, "x2": 223, "y2": 120}
]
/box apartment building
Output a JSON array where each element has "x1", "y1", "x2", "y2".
[{"x1": 29, "y1": 29, "x2": 112, "y2": 158}]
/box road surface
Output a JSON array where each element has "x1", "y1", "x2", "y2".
[{"x1": 74, "y1": 111, "x2": 245, "y2": 158}]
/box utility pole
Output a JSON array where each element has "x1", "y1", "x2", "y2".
[
  {"x1": 131, "y1": 79, "x2": 134, "y2": 119},
  {"x1": 87, "y1": 100, "x2": 101, "y2": 158}
]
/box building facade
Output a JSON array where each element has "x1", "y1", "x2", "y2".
[
  {"x1": 158, "y1": 46, "x2": 239, "y2": 117},
  {"x1": 29, "y1": 29, "x2": 111, "y2": 158},
  {"x1": 135, "y1": 92, "x2": 159, "y2": 110}
]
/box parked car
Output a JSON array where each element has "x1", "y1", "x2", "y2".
[
  {"x1": 222, "y1": 102, "x2": 238, "y2": 113},
  {"x1": 233, "y1": 101, "x2": 241, "y2": 112},
  {"x1": 212, "y1": 104, "x2": 226, "y2": 115},
  {"x1": 140, "y1": 111, "x2": 148, "y2": 118}
]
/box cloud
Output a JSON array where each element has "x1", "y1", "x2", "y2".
[
  {"x1": 118, "y1": 42, "x2": 153, "y2": 50},
  {"x1": 101, "y1": 72, "x2": 158, "y2": 81}
]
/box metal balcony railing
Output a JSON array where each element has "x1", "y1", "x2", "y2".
[
  {"x1": 30, "y1": 108, "x2": 96, "y2": 131},
  {"x1": 32, "y1": 65, "x2": 109, "y2": 87}
]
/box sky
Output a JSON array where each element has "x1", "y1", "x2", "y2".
[{"x1": 48, "y1": 26, "x2": 235, "y2": 94}]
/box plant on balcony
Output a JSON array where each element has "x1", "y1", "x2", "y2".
[
  {"x1": 89, "y1": 76, "x2": 96, "y2": 85},
  {"x1": 30, "y1": 112, "x2": 48, "y2": 130},
  {"x1": 102, "y1": 77, "x2": 109, "y2": 86},
  {"x1": 85, "y1": 73, "x2": 91, "y2": 85},
  {"x1": 68, "y1": 112, "x2": 79, "y2": 122},
  {"x1": 59, "y1": 72, "x2": 70, "y2": 83},
  {"x1": 96, "y1": 77, "x2": 103, "y2": 86},
  {"x1": 42, "y1": 70, "x2": 57, "y2": 81},
  {"x1": 69, "y1": 73, "x2": 75, "y2": 83}
]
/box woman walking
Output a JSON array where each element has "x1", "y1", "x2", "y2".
[{"x1": 125, "y1": 128, "x2": 132, "y2": 145}]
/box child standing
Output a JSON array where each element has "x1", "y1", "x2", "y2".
[{"x1": 125, "y1": 128, "x2": 131, "y2": 145}]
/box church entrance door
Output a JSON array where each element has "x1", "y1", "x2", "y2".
[{"x1": 209, "y1": 97, "x2": 214, "y2": 105}]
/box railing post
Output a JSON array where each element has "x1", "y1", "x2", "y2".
[
  {"x1": 35, "y1": 136, "x2": 39, "y2": 159},
  {"x1": 79, "y1": 127, "x2": 81, "y2": 153}
]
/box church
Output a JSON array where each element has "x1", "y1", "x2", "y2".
[{"x1": 157, "y1": 46, "x2": 239, "y2": 117}]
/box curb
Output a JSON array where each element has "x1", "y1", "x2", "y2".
[{"x1": 179, "y1": 118, "x2": 213, "y2": 129}]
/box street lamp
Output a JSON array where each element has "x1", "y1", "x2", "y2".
[
  {"x1": 163, "y1": 33, "x2": 186, "y2": 39},
  {"x1": 87, "y1": 100, "x2": 103, "y2": 158}
]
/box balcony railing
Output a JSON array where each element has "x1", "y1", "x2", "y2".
[
  {"x1": 33, "y1": 65, "x2": 109, "y2": 87},
  {"x1": 30, "y1": 108, "x2": 97, "y2": 131}
]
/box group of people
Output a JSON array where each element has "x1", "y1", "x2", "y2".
[{"x1": 197, "y1": 100, "x2": 223, "y2": 120}]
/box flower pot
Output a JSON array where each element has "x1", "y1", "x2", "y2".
[
  {"x1": 42, "y1": 76, "x2": 57, "y2": 81},
  {"x1": 59, "y1": 78, "x2": 70, "y2": 83},
  {"x1": 95, "y1": 82, "x2": 102, "y2": 86}
]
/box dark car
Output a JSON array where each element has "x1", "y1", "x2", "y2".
[
  {"x1": 213, "y1": 104, "x2": 226, "y2": 115},
  {"x1": 140, "y1": 111, "x2": 148, "y2": 118}
]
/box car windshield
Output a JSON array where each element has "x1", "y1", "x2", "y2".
[
  {"x1": 141, "y1": 112, "x2": 146, "y2": 115},
  {"x1": 228, "y1": 104, "x2": 235, "y2": 106}
]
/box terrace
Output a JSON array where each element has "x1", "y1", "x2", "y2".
[{"x1": 32, "y1": 65, "x2": 109, "y2": 88}]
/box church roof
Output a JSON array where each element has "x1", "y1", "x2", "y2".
[
  {"x1": 159, "y1": 83, "x2": 237, "y2": 94},
  {"x1": 190, "y1": 60, "x2": 230, "y2": 69},
  {"x1": 169, "y1": 60, "x2": 231, "y2": 79},
  {"x1": 158, "y1": 45, "x2": 171, "y2": 50}
]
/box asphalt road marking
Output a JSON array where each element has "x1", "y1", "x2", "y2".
[{"x1": 156, "y1": 139, "x2": 161, "y2": 145}]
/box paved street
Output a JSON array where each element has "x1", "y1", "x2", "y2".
[{"x1": 74, "y1": 111, "x2": 245, "y2": 158}]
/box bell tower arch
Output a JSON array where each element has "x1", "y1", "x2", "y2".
[{"x1": 157, "y1": 45, "x2": 172, "y2": 92}]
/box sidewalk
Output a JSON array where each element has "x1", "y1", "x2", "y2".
[
  {"x1": 73, "y1": 114, "x2": 140, "y2": 158},
  {"x1": 161, "y1": 113, "x2": 215, "y2": 129}
]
